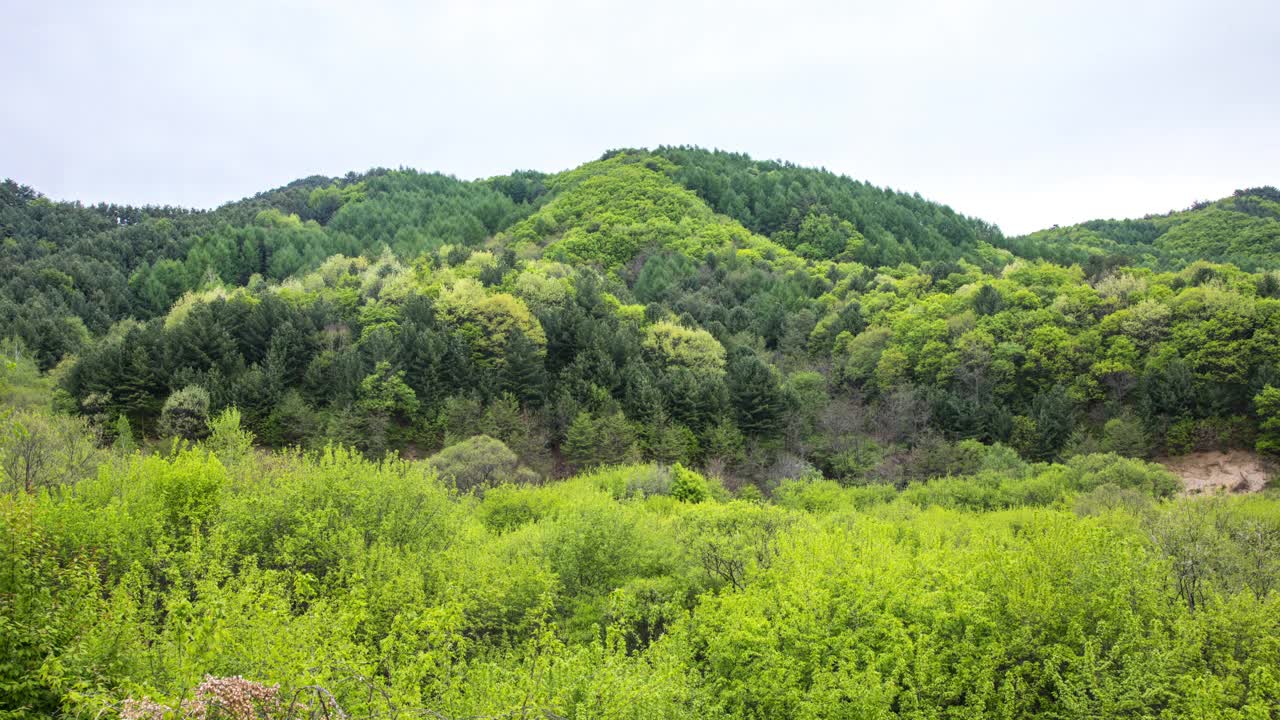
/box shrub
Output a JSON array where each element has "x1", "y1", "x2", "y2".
[
  {"x1": 159, "y1": 385, "x2": 211, "y2": 440},
  {"x1": 207, "y1": 407, "x2": 254, "y2": 462},
  {"x1": 1066, "y1": 453, "x2": 1181, "y2": 498},
  {"x1": 669, "y1": 463, "x2": 709, "y2": 503},
  {"x1": 1101, "y1": 414, "x2": 1148, "y2": 458},
  {"x1": 429, "y1": 435, "x2": 536, "y2": 491}
]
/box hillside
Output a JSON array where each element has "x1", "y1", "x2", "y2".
[
  {"x1": 3, "y1": 149, "x2": 1280, "y2": 484},
  {"x1": 4, "y1": 148, "x2": 1280, "y2": 719},
  {"x1": 1, "y1": 149, "x2": 1014, "y2": 370},
  {"x1": 653, "y1": 146, "x2": 1008, "y2": 268},
  {"x1": 1000, "y1": 186, "x2": 1280, "y2": 271}
]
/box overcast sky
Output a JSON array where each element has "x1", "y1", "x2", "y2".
[{"x1": 2, "y1": 0, "x2": 1276, "y2": 235}]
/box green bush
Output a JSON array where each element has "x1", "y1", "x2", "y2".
[
  {"x1": 428, "y1": 434, "x2": 537, "y2": 491},
  {"x1": 158, "y1": 384, "x2": 211, "y2": 440},
  {"x1": 669, "y1": 463, "x2": 709, "y2": 503}
]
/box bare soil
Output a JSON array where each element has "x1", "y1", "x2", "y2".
[{"x1": 1155, "y1": 450, "x2": 1275, "y2": 495}]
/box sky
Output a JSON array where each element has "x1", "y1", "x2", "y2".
[{"x1": 2, "y1": 0, "x2": 1276, "y2": 235}]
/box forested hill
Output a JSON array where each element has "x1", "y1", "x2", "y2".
[
  {"x1": 7, "y1": 147, "x2": 1280, "y2": 719},
  {"x1": 5, "y1": 148, "x2": 1280, "y2": 484},
  {"x1": 651, "y1": 147, "x2": 1006, "y2": 266},
  {"x1": 1, "y1": 148, "x2": 1013, "y2": 368},
  {"x1": 999, "y1": 186, "x2": 1280, "y2": 272}
]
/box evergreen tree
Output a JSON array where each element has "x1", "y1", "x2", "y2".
[
  {"x1": 501, "y1": 331, "x2": 547, "y2": 406},
  {"x1": 727, "y1": 351, "x2": 785, "y2": 439},
  {"x1": 563, "y1": 411, "x2": 638, "y2": 469}
]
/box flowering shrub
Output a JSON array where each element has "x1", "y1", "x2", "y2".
[{"x1": 121, "y1": 676, "x2": 279, "y2": 720}]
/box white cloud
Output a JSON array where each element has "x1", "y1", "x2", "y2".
[{"x1": 1, "y1": 0, "x2": 1275, "y2": 235}]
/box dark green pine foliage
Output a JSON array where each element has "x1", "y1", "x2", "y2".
[
  {"x1": 727, "y1": 349, "x2": 785, "y2": 439},
  {"x1": 15, "y1": 145, "x2": 1280, "y2": 472},
  {"x1": 500, "y1": 331, "x2": 547, "y2": 407},
  {"x1": 651, "y1": 145, "x2": 1006, "y2": 268}
]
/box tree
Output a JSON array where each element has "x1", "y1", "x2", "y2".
[
  {"x1": 428, "y1": 435, "x2": 534, "y2": 491},
  {"x1": 678, "y1": 502, "x2": 787, "y2": 591},
  {"x1": 358, "y1": 361, "x2": 419, "y2": 418},
  {"x1": 973, "y1": 283, "x2": 1004, "y2": 316},
  {"x1": 1, "y1": 410, "x2": 99, "y2": 492},
  {"x1": 782, "y1": 371, "x2": 828, "y2": 448},
  {"x1": 207, "y1": 406, "x2": 255, "y2": 463},
  {"x1": 643, "y1": 413, "x2": 698, "y2": 466},
  {"x1": 1254, "y1": 385, "x2": 1280, "y2": 455},
  {"x1": 728, "y1": 351, "x2": 785, "y2": 438},
  {"x1": 669, "y1": 463, "x2": 710, "y2": 503},
  {"x1": 1149, "y1": 502, "x2": 1228, "y2": 612},
  {"x1": 307, "y1": 185, "x2": 345, "y2": 224},
  {"x1": 500, "y1": 331, "x2": 547, "y2": 406},
  {"x1": 111, "y1": 414, "x2": 137, "y2": 453},
  {"x1": 1092, "y1": 336, "x2": 1140, "y2": 403},
  {"x1": 563, "y1": 411, "x2": 639, "y2": 470},
  {"x1": 1141, "y1": 356, "x2": 1198, "y2": 424},
  {"x1": 840, "y1": 328, "x2": 891, "y2": 388},
  {"x1": 159, "y1": 385, "x2": 212, "y2": 440},
  {"x1": 642, "y1": 321, "x2": 726, "y2": 375},
  {"x1": 1024, "y1": 385, "x2": 1075, "y2": 461},
  {"x1": 437, "y1": 280, "x2": 546, "y2": 370},
  {"x1": 1101, "y1": 414, "x2": 1148, "y2": 458},
  {"x1": 262, "y1": 390, "x2": 319, "y2": 447},
  {"x1": 634, "y1": 252, "x2": 695, "y2": 303},
  {"x1": 702, "y1": 419, "x2": 746, "y2": 476}
]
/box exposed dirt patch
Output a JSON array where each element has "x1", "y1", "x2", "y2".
[{"x1": 1155, "y1": 450, "x2": 1275, "y2": 495}]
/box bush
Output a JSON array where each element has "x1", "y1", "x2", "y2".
[
  {"x1": 1065, "y1": 453, "x2": 1181, "y2": 498},
  {"x1": 207, "y1": 406, "x2": 254, "y2": 462},
  {"x1": 1073, "y1": 483, "x2": 1154, "y2": 516},
  {"x1": 1, "y1": 410, "x2": 100, "y2": 492},
  {"x1": 429, "y1": 435, "x2": 536, "y2": 492},
  {"x1": 1101, "y1": 414, "x2": 1148, "y2": 458},
  {"x1": 1256, "y1": 385, "x2": 1280, "y2": 455},
  {"x1": 669, "y1": 463, "x2": 709, "y2": 503},
  {"x1": 159, "y1": 385, "x2": 211, "y2": 440}
]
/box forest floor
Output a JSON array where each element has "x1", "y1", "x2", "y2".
[{"x1": 1156, "y1": 450, "x2": 1275, "y2": 495}]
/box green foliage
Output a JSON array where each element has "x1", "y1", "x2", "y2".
[
  {"x1": 654, "y1": 146, "x2": 1006, "y2": 268},
  {"x1": 1005, "y1": 187, "x2": 1280, "y2": 271},
  {"x1": 2, "y1": 406, "x2": 1280, "y2": 720},
  {"x1": 668, "y1": 462, "x2": 709, "y2": 503},
  {"x1": 158, "y1": 384, "x2": 211, "y2": 440},
  {"x1": 1100, "y1": 412, "x2": 1149, "y2": 458},
  {"x1": 1, "y1": 409, "x2": 99, "y2": 492},
  {"x1": 23, "y1": 147, "x2": 1279, "y2": 484},
  {"x1": 508, "y1": 152, "x2": 775, "y2": 269},
  {"x1": 727, "y1": 351, "x2": 785, "y2": 439},
  {"x1": 428, "y1": 434, "x2": 535, "y2": 491},
  {"x1": 11, "y1": 146, "x2": 1280, "y2": 719},
  {"x1": 1255, "y1": 385, "x2": 1280, "y2": 455},
  {"x1": 563, "y1": 411, "x2": 639, "y2": 470},
  {"x1": 111, "y1": 413, "x2": 136, "y2": 453},
  {"x1": 357, "y1": 361, "x2": 419, "y2": 417},
  {"x1": 206, "y1": 406, "x2": 254, "y2": 462},
  {"x1": 11, "y1": 151, "x2": 1280, "y2": 719},
  {"x1": 642, "y1": 320, "x2": 726, "y2": 375}
]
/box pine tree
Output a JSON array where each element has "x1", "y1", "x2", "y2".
[
  {"x1": 728, "y1": 351, "x2": 785, "y2": 438},
  {"x1": 501, "y1": 331, "x2": 546, "y2": 406}
]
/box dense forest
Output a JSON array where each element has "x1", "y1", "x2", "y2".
[
  {"x1": 999, "y1": 187, "x2": 1280, "y2": 272},
  {"x1": 3, "y1": 147, "x2": 1280, "y2": 719}
]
